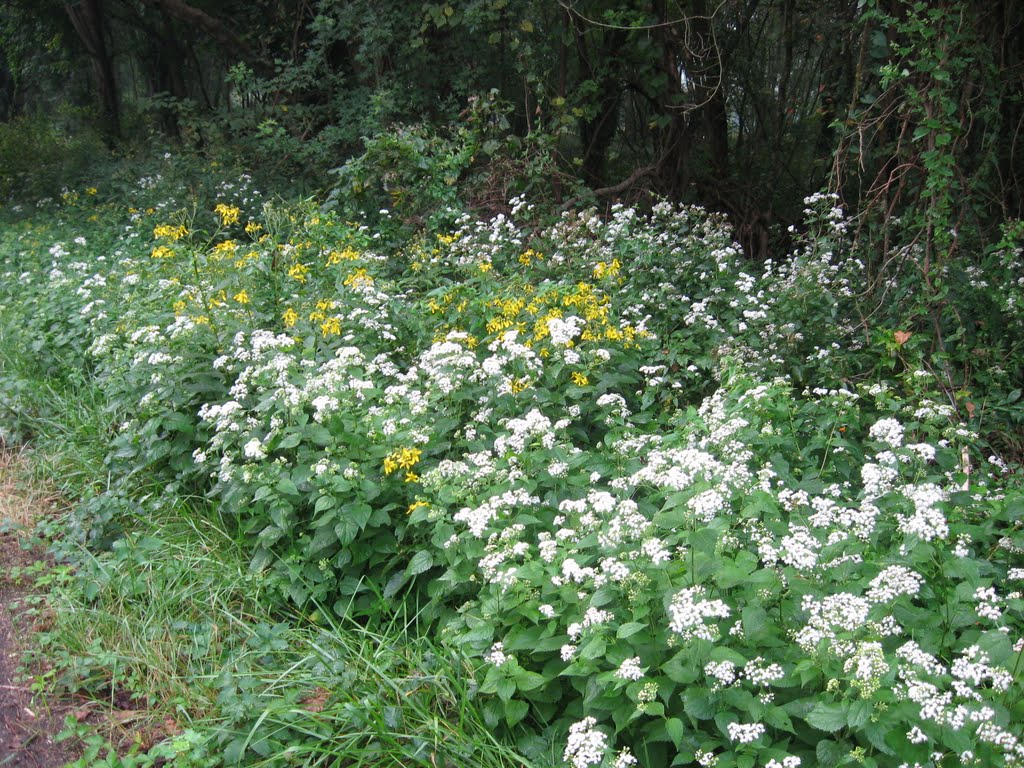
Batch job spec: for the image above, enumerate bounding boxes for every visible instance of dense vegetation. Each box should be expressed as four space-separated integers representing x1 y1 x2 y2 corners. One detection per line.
1 1 1023 767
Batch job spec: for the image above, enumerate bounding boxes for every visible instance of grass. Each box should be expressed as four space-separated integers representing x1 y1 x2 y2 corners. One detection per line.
0 196 568 765
0 302 537 767
0 445 56 534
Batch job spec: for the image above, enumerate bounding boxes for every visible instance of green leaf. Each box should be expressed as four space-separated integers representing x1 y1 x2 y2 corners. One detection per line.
763 706 795 733
406 549 433 577
683 690 716 720
505 699 529 726
815 739 850 767
617 622 646 639
513 669 546 692
275 477 299 496
496 677 516 701
314 494 336 513
306 424 334 445
579 636 607 661
665 717 684 748
847 699 872 729
805 702 847 732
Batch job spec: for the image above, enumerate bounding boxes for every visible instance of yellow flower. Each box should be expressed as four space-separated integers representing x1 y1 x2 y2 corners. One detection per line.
593 259 621 279
478 262 493 273
85 187 98 195
383 447 422 475
212 240 238 259
244 221 262 236
233 290 250 304
283 307 299 327
326 247 360 265
407 500 430 515
510 377 530 394
288 263 310 283
235 251 258 268
215 204 241 226
519 249 542 266
320 317 341 336
151 245 175 259
153 224 187 241
571 371 589 386
343 268 374 288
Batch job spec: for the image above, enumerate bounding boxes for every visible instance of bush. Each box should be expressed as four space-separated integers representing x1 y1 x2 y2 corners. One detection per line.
2 173 1023 767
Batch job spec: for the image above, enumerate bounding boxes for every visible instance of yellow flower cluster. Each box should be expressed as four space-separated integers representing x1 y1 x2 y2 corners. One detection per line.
288 263 310 283
320 317 341 336
151 245 175 259
326 247 360 265
343 268 374 288
383 447 422 482
593 258 621 279
153 224 188 241
211 240 238 260
215 204 241 226
283 308 299 327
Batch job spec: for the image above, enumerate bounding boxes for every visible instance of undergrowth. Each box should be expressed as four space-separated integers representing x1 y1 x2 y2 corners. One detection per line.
0 155 1022 768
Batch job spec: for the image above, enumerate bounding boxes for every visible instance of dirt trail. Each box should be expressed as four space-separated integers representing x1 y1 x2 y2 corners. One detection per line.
0 449 78 768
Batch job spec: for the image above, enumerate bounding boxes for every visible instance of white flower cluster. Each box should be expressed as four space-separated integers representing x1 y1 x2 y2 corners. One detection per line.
866 565 923 603
794 593 870 654
726 721 765 743
667 586 731 641
562 717 608 768
869 417 905 448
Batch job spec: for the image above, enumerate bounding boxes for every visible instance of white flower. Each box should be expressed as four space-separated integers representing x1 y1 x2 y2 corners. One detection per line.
704 659 736 688
726 722 765 743
667 586 731 641
869 417 904 447
615 657 644 681
867 565 923 603
243 438 266 460
562 717 607 768
484 641 510 666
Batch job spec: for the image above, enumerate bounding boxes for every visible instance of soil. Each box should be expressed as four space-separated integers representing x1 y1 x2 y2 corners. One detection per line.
0 451 80 768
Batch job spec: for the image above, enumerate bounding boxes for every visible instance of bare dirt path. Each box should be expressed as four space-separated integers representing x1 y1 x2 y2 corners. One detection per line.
0 449 78 768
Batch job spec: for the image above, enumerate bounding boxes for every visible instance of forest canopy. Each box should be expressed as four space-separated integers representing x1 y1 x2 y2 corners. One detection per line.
2 0 1022 258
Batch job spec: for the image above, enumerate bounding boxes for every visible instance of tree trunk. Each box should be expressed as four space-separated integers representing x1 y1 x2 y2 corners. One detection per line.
65 0 120 138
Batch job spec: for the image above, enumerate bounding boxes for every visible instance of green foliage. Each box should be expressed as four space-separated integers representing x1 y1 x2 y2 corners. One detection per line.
0 114 107 201
3 162 1024 767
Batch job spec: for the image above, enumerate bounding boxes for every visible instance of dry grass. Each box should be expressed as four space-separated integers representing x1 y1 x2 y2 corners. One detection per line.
0 443 56 535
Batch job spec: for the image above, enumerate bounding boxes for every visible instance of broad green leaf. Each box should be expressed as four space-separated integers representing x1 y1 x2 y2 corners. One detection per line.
805 702 847 732
406 549 433 576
